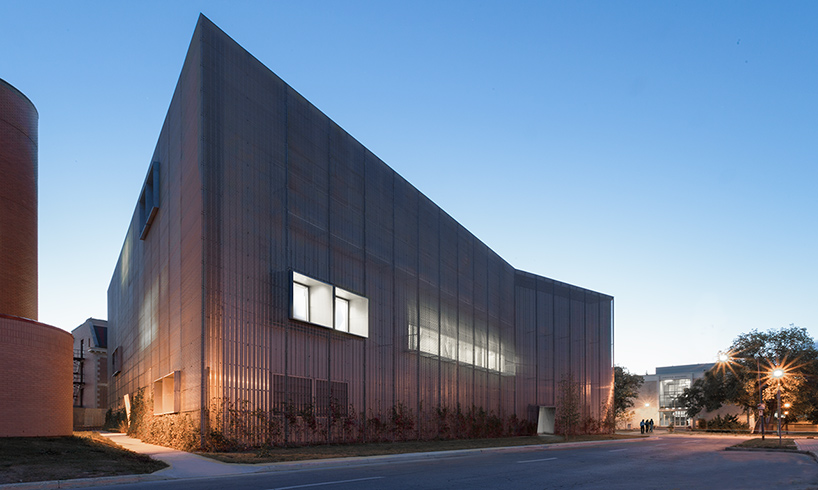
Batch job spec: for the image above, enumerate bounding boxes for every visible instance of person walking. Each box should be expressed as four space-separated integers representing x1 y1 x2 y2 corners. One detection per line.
640 419 645 434
649 419 654 433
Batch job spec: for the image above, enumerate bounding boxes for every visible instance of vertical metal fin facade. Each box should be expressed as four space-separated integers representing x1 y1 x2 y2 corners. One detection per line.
108 15 614 444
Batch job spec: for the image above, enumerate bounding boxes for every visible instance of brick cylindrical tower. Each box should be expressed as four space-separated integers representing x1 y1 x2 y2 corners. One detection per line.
0 79 71 436
0 78 38 320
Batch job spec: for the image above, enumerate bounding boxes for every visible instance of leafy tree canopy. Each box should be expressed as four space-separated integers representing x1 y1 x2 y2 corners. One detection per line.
679 325 818 423
614 366 644 419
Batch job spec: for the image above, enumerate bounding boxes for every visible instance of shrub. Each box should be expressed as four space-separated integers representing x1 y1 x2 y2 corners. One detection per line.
122 390 544 451
104 408 127 432
706 414 748 431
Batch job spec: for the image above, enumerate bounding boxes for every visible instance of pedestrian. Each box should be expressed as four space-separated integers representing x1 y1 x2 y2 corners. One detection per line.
640 419 645 434
649 419 654 433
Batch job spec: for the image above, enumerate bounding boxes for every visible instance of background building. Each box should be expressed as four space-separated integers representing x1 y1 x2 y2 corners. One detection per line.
72 318 109 428
629 364 712 429
0 78 72 437
108 16 614 445
623 363 745 430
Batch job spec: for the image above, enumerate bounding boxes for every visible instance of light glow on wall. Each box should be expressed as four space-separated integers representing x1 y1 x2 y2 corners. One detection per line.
408 322 516 375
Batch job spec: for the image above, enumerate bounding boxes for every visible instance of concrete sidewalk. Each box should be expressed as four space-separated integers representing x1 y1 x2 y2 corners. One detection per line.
99 432 261 479
795 437 818 461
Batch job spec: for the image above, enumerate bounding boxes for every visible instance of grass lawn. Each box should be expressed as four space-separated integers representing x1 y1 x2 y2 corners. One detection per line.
201 433 638 464
733 437 798 450
0 431 167 484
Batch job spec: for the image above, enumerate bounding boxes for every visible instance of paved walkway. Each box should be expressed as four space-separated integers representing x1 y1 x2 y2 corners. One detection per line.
795 437 818 460
100 432 260 479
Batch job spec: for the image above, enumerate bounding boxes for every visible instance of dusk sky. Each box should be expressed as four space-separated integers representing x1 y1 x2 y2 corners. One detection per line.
2 1 815 375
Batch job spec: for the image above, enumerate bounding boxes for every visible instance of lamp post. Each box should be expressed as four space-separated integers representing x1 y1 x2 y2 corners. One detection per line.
772 366 785 447
784 402 791 432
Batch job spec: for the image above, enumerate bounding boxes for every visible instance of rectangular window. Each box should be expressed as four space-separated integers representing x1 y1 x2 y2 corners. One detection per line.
138 161 160 240
153 371 180 415
111 347 121 376
290 271 369 337
291 272 333 328
293 282 309 322
335 297 349 332
334 286 369 338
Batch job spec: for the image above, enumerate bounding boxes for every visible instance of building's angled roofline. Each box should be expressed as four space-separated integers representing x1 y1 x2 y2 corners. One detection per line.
0 78 38 117
515 269 612 299
109 14 613 304
655 363 714 375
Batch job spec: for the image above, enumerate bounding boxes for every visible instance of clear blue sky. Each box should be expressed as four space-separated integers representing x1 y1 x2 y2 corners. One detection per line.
2 1 816 375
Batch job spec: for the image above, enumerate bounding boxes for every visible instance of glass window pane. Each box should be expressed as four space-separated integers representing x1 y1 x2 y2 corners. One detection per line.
293 282 309 321
335 296 349 332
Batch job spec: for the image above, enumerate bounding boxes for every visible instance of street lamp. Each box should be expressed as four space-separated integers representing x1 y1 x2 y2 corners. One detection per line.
772 366 786 446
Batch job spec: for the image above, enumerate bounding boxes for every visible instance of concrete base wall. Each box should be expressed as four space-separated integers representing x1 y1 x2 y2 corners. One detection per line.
73 407 107 429
0 315 73 436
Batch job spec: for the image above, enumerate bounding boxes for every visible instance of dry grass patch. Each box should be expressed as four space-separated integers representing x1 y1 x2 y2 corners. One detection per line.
0 431 167 484
733 438 797 450
202 433 637 464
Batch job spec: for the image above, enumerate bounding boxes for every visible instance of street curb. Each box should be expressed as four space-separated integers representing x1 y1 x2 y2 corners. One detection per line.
0 473 167 490
724 446 818 464
244 436 652 472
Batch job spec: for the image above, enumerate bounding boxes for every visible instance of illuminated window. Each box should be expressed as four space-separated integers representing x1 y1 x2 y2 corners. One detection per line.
334 286 368 337
153 371 180 415
293 282 309 321
290 271 368 337
335 296 349 332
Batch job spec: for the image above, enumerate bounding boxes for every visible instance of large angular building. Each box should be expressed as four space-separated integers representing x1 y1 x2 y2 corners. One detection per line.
108 16 613 445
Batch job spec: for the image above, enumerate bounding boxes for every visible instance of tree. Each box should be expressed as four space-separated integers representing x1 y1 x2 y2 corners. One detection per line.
556 373 582 439
677 369 742 419
680 325 818 424
613 366 644 421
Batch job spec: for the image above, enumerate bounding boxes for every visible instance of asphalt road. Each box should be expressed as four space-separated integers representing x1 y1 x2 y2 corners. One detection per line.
88 435 818 490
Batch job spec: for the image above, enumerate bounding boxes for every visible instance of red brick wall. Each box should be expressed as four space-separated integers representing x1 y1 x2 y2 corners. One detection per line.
0 315 73 436
0 79 38 321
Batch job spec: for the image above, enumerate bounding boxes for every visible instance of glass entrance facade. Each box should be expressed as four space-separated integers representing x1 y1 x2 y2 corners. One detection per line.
659 378 691 426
